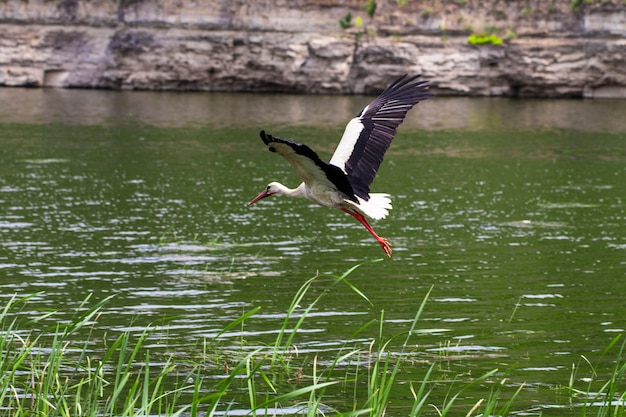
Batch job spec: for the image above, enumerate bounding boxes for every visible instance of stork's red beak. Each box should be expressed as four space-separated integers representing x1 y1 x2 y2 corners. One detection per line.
247 189 272 206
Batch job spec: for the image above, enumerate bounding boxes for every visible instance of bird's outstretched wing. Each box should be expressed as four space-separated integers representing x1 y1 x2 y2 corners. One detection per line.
329 74 431 200
259 130 358 202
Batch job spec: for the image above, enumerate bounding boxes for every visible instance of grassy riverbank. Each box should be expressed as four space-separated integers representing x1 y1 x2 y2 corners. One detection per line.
1 263 625 416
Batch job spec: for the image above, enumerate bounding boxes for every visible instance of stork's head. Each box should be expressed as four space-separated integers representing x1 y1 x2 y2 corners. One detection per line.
247 182 282 206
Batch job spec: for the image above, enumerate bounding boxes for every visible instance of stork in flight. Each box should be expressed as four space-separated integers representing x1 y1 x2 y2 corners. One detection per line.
247 74 430 257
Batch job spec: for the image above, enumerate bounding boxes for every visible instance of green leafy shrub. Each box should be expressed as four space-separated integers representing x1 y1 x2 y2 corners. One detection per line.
467 33 504 45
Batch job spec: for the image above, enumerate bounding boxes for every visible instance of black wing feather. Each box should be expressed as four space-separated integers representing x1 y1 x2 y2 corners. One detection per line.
345 74 431 200
259 130 358 203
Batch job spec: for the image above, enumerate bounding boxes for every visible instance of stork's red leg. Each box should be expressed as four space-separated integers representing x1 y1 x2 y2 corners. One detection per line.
341 209 392 257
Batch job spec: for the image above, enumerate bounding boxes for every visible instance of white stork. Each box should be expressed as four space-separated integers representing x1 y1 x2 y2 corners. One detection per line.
247 74 431 257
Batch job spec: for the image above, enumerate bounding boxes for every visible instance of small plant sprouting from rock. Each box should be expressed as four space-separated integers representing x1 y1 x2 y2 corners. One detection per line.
505 29 517 40
468 25 505 45
339 0 376 29
365 0 377 18
339 13 353 29
339 13 364 42
570 0 584 10
339 1 377 42
468 33 504 45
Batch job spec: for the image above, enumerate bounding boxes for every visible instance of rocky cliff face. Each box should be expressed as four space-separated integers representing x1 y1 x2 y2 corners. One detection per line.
0 0 624 97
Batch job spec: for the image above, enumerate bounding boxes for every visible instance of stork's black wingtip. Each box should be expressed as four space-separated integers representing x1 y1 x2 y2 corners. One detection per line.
388 74 430 93
260 130 270 145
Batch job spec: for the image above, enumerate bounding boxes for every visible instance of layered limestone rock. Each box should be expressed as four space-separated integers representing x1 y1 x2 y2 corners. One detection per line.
0 0 624 97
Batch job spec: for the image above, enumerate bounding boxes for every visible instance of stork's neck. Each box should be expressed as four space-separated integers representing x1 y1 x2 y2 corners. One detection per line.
272 182 307 198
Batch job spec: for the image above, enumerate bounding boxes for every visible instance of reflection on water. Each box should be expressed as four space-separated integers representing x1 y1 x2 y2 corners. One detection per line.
1 87 626 132
0 87 625 415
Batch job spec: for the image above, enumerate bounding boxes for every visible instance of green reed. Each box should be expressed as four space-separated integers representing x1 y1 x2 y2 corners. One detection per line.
566 334 626 417
1 263 625 416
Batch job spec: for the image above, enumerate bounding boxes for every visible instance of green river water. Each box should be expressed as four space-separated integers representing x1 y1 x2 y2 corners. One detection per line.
1 87 625 416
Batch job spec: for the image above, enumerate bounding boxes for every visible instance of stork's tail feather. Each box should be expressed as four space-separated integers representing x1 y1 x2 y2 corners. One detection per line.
352 193 392 220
